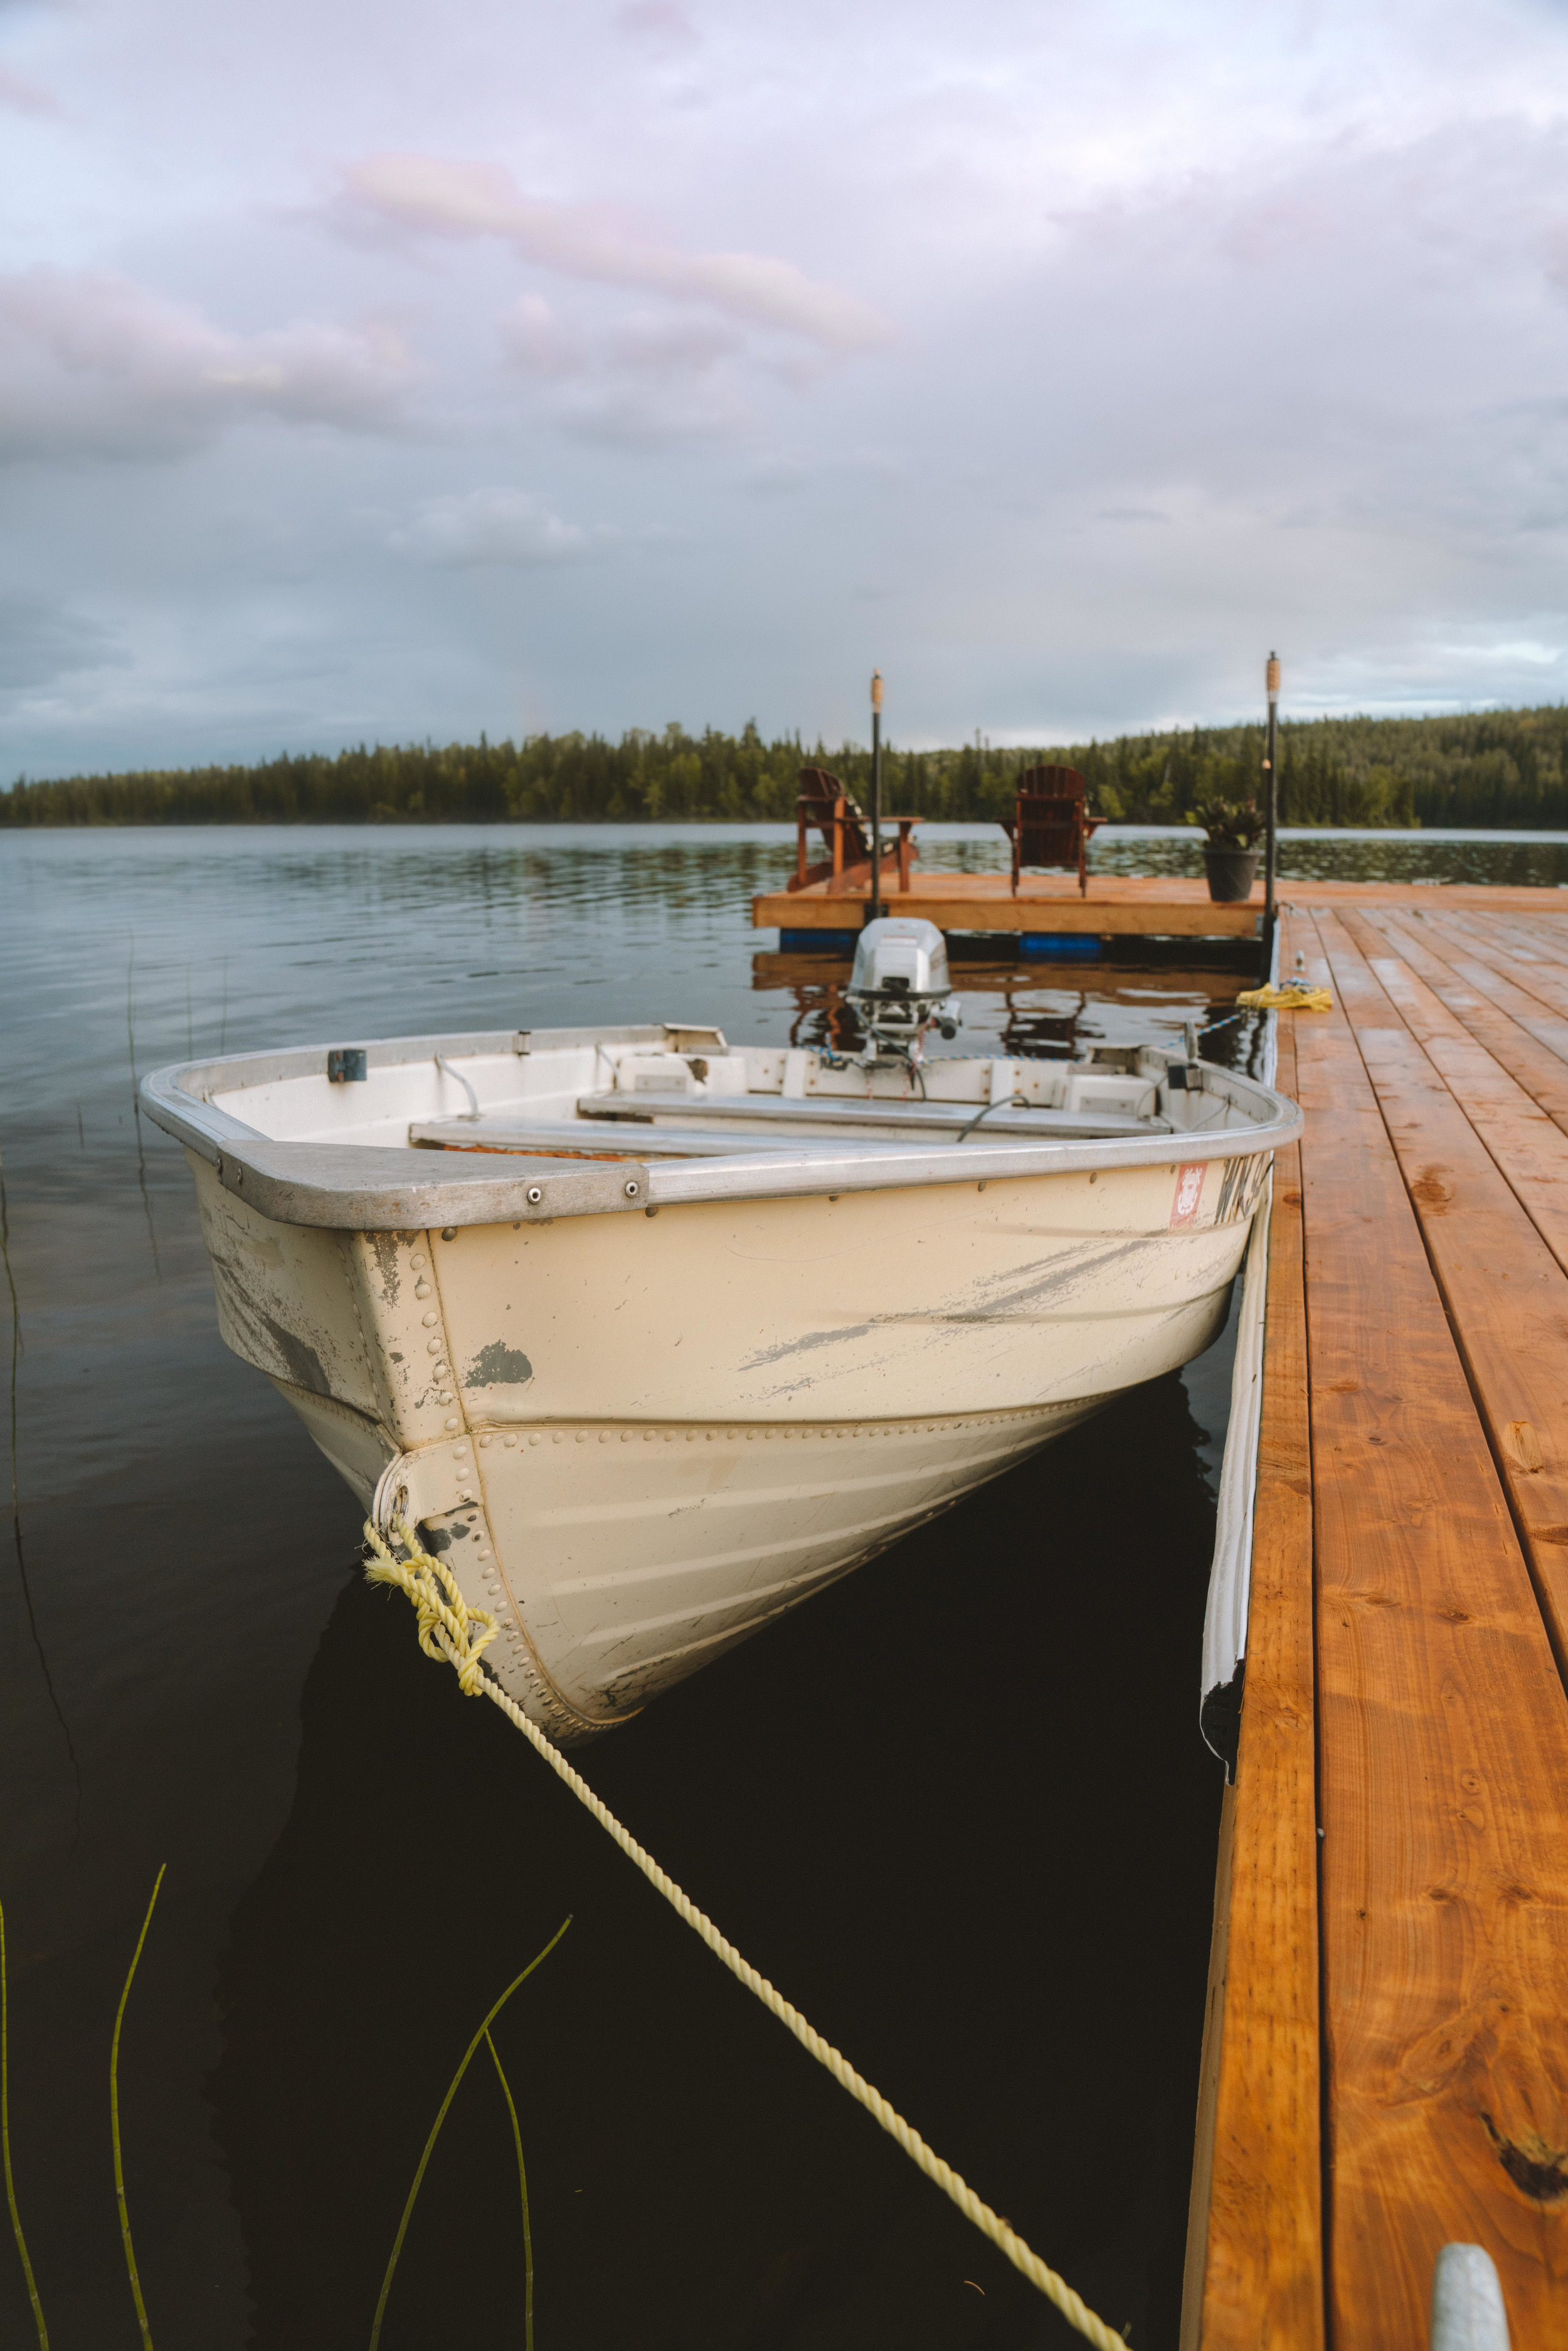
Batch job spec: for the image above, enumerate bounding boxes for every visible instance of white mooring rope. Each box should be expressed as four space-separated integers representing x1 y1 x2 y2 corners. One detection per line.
363 1514 1125 2348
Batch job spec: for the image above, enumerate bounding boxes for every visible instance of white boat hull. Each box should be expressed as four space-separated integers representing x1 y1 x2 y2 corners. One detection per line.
187 1149 1254 1736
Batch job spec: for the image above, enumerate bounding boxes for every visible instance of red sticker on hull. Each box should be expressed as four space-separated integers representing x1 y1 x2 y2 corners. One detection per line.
1171 1162 1206 1228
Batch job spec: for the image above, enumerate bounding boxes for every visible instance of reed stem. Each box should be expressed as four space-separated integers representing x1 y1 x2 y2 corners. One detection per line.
110 1865 165 2351
368 1917 569 2351
486 2029 534 2351
0 1901 48 2348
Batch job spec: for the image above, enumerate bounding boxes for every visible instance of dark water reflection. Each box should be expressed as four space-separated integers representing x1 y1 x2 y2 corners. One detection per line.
1 820 1530 2347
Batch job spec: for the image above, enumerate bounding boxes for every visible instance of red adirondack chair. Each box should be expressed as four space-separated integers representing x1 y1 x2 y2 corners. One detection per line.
790 766 921 894
1001 765 1101 896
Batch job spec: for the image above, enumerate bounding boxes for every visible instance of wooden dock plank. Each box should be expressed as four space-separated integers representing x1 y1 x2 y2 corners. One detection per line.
1189 1012 1325 2351
1292 906 1568 2348
1333 908 1568 1284
1419 907 1568 1024
1350 910 1568 1135
1311 908 1568 1684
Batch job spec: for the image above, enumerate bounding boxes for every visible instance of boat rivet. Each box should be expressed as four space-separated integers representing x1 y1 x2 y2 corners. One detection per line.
421 1311 439 1327
977 1181 987 1192
576 1432 586 1443
445 1416 460 1431
442 1226 457 1241
479 1435 492 1448
553 1433 562 1443
624 1181 639 1197
477 1547 490 1560
527 1186 543 1204
234 1167 244 1184
410 1252 426 1268
622 1431 632 1441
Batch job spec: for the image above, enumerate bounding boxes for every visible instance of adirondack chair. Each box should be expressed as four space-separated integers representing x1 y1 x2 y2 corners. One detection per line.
1002 764 1101 896
790 765 921 894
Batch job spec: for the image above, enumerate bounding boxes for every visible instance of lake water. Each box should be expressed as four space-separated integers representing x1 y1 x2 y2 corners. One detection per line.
0 821 1547 2350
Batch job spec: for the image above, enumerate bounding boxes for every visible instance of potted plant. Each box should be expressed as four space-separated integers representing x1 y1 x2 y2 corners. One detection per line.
1191 797 1264 903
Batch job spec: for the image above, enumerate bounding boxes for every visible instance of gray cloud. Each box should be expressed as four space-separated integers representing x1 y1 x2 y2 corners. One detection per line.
0 592 125 692
390 486 610 565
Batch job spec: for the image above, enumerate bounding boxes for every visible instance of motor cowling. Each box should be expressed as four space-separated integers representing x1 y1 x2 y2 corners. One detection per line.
846 918 963 1054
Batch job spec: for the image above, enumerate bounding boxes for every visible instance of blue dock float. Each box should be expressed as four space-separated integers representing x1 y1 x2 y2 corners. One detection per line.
1019 933 1104 960
778 928 862 955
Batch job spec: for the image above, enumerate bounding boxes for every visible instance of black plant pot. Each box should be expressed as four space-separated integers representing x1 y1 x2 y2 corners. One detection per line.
1203 846 1261 904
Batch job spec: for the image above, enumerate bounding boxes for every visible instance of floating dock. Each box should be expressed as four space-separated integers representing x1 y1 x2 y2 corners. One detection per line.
752 871 1568 944
1185 898 1568 2348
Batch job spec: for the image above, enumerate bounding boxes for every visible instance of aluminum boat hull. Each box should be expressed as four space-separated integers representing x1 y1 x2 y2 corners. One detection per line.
145 1022 1299 1739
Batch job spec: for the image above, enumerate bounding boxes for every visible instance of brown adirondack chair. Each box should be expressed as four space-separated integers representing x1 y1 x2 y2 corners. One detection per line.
790 765 921 894
1002 764 1101 896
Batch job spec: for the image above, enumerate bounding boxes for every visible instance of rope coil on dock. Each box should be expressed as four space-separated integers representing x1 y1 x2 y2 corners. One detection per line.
363 1514 1126 2351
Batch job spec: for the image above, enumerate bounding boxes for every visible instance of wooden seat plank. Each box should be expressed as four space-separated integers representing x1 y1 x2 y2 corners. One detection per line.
1292 908 1568 2348
1187 1007 1324 2351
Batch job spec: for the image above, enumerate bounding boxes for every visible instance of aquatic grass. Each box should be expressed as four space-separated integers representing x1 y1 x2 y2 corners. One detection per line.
110 1865 166 2351
486 2029 535 2351
1 1900 48 2348
369 1916 569 2351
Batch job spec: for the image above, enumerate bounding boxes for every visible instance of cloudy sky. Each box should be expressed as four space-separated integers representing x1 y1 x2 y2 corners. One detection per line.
3 0 1567 774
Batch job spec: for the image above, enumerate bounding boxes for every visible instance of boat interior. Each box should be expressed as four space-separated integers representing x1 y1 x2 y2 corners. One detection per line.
176 1021 1279 1167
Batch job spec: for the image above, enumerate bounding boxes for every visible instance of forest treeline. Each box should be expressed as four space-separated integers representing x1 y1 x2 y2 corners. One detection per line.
6 704 1568 829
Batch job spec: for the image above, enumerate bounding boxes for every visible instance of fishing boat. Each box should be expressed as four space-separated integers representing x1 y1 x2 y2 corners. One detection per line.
144 920 1300 1741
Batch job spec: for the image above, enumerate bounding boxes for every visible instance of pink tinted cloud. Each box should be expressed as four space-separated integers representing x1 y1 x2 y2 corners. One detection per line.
339 154 891 353
0 66 61 117
0 269 411 460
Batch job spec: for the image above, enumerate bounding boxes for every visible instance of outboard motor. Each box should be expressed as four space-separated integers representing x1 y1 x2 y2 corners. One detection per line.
847 917 963 1057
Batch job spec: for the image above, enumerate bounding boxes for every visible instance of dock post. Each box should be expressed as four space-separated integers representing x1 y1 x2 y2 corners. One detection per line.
1263 651 1280 940
869 669 884 925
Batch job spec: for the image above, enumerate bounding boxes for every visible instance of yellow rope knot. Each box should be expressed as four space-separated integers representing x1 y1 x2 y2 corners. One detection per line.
1234 982 1332 1012
363 1514 500 1697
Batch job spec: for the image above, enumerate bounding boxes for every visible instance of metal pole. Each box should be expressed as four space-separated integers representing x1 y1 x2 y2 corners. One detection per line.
1264 649 1280 927
870 669 884 925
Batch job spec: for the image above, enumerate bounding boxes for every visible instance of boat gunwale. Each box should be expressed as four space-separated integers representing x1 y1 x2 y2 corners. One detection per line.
139 1026 1303 1231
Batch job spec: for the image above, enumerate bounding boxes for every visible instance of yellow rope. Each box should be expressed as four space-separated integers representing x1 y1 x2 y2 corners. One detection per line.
363 1517 1126 2351
363 1515 501 1694
1234 982 1331 1012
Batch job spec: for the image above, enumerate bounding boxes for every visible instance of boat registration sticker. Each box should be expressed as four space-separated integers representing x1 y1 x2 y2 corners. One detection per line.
1170 1162 1207 1228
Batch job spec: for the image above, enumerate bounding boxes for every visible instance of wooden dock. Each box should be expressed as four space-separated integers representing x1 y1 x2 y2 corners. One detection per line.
752 871 1568 942
1186 898 1568 2349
